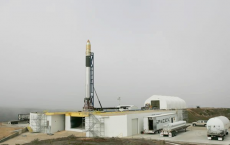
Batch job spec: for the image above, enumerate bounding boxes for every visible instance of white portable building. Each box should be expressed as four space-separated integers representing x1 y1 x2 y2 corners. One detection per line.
143 113 177 134
85 110 182 137
29 113 65 134
144 95 186 110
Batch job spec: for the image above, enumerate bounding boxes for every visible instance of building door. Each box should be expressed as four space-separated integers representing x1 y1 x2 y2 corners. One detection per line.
151 100 160 109
132 118 138 135
148 118 153 130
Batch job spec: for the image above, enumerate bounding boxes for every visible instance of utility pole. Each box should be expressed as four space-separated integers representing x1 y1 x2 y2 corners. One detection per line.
117 97 121 105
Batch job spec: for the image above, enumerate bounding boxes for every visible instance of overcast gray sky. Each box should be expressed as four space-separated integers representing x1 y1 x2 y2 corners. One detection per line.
0 0 230 110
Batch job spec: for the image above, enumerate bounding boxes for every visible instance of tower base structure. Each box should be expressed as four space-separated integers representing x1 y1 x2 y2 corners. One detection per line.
83 98 94 111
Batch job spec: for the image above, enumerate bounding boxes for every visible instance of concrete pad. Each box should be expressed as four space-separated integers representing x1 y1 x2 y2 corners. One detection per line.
126 126 230 145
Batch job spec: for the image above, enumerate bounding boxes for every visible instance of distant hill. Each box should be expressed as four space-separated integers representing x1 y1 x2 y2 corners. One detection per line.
186 108 230 123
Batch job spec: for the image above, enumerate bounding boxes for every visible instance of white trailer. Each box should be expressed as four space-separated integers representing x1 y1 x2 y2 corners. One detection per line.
142 113 176 134
207 116 229 141
160 121 190 137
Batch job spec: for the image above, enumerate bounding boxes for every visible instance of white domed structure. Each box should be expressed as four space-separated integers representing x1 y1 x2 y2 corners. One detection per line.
144 95 186 110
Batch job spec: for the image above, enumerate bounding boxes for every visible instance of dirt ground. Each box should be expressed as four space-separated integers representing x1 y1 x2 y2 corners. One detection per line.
2 131 204 145
4 135 198 145
2 131 86 145
0 123 23 140
1 124 226 145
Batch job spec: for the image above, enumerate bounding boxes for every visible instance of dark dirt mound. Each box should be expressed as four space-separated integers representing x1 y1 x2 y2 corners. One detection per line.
187 108 230 123
23 135 180 145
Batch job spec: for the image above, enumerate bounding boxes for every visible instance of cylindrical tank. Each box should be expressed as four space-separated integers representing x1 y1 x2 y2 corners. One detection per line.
30 113 42 132
163 121 186 131
207 116 230 134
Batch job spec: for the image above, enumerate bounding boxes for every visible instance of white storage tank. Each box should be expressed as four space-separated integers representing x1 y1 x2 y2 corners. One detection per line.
30 113 47 133
161 121 189 137
144 95 186 110
207 116 230 141
30 113 42 132
163 121 186 131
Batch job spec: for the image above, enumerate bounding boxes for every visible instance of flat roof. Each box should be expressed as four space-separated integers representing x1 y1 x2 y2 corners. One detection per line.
145 113 175 117
45 109 173 117
98 110 172 116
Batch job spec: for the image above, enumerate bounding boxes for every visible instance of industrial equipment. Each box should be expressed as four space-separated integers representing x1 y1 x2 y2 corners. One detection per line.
117 105 138 111
160 121 190 137
18 114 29 121
207 116 229 141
